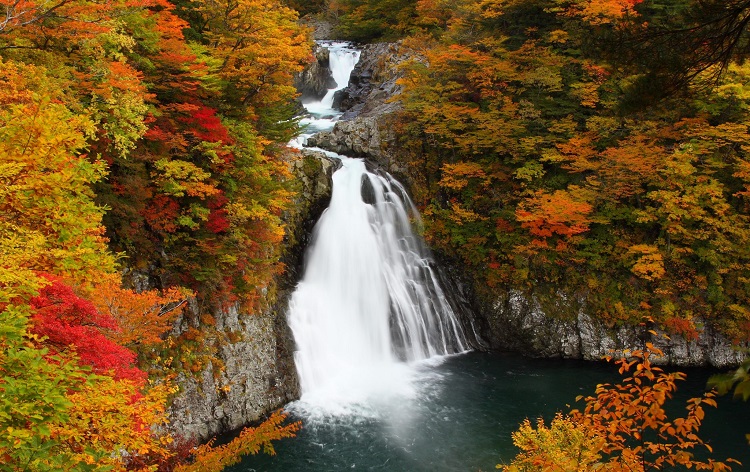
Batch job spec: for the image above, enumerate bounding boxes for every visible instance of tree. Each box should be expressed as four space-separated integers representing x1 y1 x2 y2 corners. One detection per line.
175 410 301 472
501 345 739 471
0 60 115 288
502 413 605 471
89 273 191 348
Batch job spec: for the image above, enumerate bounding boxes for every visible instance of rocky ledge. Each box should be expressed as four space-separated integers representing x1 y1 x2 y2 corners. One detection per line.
474 288 747 368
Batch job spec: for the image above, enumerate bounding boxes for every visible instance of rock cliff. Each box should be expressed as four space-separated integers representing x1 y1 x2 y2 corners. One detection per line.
476 288 746 368
167 151 336 440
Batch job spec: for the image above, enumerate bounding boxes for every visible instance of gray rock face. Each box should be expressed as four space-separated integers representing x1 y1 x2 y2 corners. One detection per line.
167 303 297 440
282 150 340 282
300 17 335 41
295 44 337 102
306 117 386 160
334 42 412 120
167 151 336 441
478 289 747 368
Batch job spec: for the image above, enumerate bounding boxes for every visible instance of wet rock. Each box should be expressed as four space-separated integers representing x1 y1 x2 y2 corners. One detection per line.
306 113 404 176
295 44 337 102
167 303 297 440
307 117 382 158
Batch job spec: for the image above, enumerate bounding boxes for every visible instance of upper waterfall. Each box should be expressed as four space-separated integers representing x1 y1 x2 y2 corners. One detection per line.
304 41 361 116
288 42 468 412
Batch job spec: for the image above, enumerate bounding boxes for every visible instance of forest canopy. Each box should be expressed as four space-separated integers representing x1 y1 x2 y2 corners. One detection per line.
0 0 309 467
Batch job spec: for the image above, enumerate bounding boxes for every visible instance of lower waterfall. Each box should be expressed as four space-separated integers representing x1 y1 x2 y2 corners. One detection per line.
288 157 468 410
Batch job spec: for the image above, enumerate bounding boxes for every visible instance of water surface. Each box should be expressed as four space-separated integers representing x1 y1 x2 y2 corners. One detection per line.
235 352 750 471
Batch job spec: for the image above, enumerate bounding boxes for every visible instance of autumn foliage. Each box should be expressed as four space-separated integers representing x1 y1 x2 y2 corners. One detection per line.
30 274 146 383
175 410 302 472
388 0 750 342
0 0 309 466
502 346 739 471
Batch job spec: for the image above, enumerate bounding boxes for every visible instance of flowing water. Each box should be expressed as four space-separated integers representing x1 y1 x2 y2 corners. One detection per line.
234 42 750 471
288 41 467 413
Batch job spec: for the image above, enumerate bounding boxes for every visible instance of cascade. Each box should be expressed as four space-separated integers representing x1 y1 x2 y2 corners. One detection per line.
289 42 468 412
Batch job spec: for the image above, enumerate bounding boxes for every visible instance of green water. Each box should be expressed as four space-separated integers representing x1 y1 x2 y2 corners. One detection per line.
233 352 750 471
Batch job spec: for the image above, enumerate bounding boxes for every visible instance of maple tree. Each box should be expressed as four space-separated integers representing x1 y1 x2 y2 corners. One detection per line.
30 274 146 382
0 68 177 470
332 0 419 41
502 413 605 471
0 60 114 288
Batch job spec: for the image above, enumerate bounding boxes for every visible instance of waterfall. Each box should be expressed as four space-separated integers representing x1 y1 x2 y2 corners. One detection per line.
303 42 361 116
288 42 468 412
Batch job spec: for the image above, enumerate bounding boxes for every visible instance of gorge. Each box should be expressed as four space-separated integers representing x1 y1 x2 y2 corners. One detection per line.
7 0 750 469
166 35 750 462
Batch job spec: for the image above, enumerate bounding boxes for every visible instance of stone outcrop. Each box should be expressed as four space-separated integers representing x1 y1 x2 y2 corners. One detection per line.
167 303 297 440
474 288 747 368
167 151 336 441
282 150 340 282
333 42 411 120
295 44 337 102
304 42 416 174
307 117 388 162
